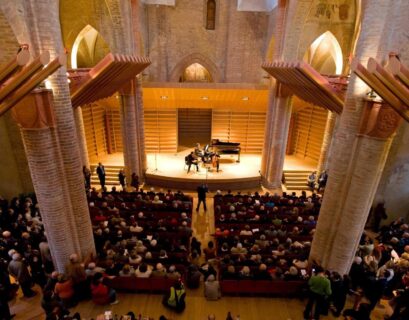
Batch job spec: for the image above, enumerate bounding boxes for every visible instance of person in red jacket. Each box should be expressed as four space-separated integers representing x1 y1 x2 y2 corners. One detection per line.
90 273 119 305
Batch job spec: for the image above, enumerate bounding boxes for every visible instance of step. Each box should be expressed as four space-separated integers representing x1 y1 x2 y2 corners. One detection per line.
284 177 308 182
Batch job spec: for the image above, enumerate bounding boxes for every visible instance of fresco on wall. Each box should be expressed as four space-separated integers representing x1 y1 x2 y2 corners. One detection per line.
310 0 354 23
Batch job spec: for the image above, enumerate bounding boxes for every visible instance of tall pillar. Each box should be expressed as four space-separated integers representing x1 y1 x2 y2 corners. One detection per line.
13 90 81 272
2 0 96 262
135 75 147 176
120 80 142 183
260 0 290 189
316 111 337 174
309 0 408 274
74 107 90 169
261 84 292 189
311 102 401 273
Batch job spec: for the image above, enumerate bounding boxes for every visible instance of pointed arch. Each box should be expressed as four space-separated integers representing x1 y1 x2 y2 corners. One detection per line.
170 53 221 82
303 31 343 75
71 24 110 69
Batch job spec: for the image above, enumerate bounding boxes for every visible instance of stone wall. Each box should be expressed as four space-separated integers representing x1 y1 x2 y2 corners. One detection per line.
145 0 270 83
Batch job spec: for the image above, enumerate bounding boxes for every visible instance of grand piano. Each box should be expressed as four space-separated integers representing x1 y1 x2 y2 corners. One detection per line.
209 139 241 162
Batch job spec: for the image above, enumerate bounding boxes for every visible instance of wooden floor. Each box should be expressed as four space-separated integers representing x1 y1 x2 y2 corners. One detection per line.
9 195 390 320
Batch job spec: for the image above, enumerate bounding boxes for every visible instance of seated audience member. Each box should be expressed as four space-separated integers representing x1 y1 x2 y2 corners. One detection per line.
41 290 65 317
254 264 272 280
135 263 152 278
54 274 75 308
65 254 88 301
239 266 253 279
85 262 105 277
203 241 217 261
222 265 238 280
119 264 135 277
204 274 221 301
186 264 201 289
151 263 167 278
284 266 300 281
167 265 182 281
90 273 119 305
162 280 186 313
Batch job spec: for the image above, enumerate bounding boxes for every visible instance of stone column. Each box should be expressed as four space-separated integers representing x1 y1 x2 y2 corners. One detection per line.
310 0 408 274
74 107 90 169
311 102 401 273
135 75 147 176
261 84 292 189
12 90 81 272
2 0 96 261
316 111 337 174
119 80 141 183
260 0 290 189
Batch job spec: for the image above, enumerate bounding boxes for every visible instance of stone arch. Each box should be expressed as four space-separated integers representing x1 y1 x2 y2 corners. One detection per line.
169 53 221 82
303 31 343 75
71 24 110 69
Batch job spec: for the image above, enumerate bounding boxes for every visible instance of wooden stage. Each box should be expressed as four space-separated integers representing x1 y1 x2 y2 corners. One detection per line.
94 152 316 191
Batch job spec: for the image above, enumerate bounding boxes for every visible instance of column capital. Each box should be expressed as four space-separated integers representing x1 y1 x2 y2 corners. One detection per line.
12 89 56 129
359 100 402 139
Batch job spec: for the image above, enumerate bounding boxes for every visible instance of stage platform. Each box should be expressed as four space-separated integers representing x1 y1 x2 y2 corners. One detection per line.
92 152 316 191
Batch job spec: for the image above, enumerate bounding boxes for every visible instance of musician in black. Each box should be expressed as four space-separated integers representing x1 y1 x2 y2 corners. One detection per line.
194 143 205 162
186 152 199 173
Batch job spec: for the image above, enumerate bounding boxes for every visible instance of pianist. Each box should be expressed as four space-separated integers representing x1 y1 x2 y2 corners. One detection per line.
186 152 199 173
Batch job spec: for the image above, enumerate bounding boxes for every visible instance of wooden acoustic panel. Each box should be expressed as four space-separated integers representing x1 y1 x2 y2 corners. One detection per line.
82 103 108 162
105 105 123 153
144 108 177 153
212 110 266 154
292 105 327 164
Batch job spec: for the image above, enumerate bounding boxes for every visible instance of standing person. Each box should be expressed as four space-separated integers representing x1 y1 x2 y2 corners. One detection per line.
372 202 387 232
96 162 106 189
130 173 139 190
317 170 328 192
83 166 91 190
0 263 14 319
8 253 36 298
196 183 208 212
118 169 126 190
303 266 332 320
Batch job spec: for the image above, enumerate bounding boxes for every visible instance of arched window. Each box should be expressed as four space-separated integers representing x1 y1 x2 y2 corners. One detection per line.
181 63 212 82
206 0 216 30
71 25 110 69
303 31 343 75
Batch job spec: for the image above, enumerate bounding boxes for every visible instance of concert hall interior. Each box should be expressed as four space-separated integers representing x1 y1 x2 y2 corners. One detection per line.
1 1 409 320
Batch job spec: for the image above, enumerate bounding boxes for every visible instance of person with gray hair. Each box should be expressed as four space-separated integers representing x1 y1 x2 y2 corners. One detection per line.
8 253 36 297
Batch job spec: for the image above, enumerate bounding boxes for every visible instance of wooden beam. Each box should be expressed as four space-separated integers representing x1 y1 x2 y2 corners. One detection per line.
351 59 409 122
0 54 66 117
0 49 30 84
367 57 409 106
388 56 409 89
0 51 50 102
